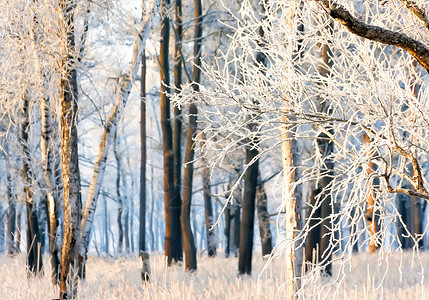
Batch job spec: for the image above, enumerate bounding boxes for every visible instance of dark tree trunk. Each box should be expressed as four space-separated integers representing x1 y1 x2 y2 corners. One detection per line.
233 203 241 256
238 146 259 275
173 0 183 251
411 196 423 249
200 133 216 257
317 133 334 276
180 0 203 271
22 96 43 276
160 0 182 265
224 206 231 258
150 141 155 252
140 50 147 256
256 182 272 257
305 187 321 266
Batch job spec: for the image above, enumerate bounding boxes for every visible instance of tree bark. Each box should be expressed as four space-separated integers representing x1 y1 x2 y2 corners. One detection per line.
159 0 182 264
114 132 124 254
224 205 231 258
180 0 203 271
238 144 258 275
305 186 321 264
103 196 109 254
317 133 334 276
140 48 147 256
58 1 82 297
21 96 43 276
363 133 380 254
256 182 272 257
173 0 183 245
199 132 216 257
319 1 429 72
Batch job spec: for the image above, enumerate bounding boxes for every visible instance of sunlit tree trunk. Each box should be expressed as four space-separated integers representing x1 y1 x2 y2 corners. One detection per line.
363 133 379 254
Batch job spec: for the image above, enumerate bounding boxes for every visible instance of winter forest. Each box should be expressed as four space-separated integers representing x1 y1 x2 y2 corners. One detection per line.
1 0 429 299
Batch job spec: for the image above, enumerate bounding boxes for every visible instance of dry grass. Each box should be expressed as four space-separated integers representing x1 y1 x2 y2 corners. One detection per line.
0 250 428 299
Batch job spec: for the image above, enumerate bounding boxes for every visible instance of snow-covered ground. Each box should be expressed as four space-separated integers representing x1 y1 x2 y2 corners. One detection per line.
0 250 428 299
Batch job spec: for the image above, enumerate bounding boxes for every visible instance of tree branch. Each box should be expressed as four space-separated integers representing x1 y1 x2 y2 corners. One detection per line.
399 0 429 32
319 1 429 72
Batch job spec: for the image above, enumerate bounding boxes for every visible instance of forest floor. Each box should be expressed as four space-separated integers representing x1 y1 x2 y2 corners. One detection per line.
0 249 428 299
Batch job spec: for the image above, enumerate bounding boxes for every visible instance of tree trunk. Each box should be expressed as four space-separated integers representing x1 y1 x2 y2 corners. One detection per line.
140 46 150 280
150 140 155 252
124 209 130 253
140 47 147 260
38 196 48 254
363 133 380 254
256 182 272 257
16 204 22 253
180 0 203 271
173 0 183 252
232 202 241 256
224 206 231 258
159 0 182 265
21 96 43 276
281 112 299 297
0 209 5 253
199 132 216 257
58 1 82 297
114 132 124 254
238 144 259 275
7 172 16 255
317 133 334 276
103 196 109 254
305 186 321 265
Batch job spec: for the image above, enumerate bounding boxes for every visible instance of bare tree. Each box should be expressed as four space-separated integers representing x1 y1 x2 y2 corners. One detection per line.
181 0 203 271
